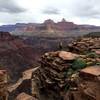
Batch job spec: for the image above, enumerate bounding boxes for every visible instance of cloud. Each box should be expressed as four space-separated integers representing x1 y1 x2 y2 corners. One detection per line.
0 0 100 25
42 7 60 14
0 0 26 13
67 0 100 18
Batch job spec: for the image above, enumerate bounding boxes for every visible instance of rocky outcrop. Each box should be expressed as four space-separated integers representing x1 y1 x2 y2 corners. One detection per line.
68 37 100 54
64 66 100 100
30 37 100 100
8 67 39 100
31 49 100 100
0 70 8 100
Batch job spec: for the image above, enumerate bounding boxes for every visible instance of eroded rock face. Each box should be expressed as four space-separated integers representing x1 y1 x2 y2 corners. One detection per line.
8 67 39 100
14 19 78 32
31 51 86 100
13 19 100 34
14 19 78 33
68 37 100 54
0 31 13 41
0 32 37 82
0 70 8 100
64 66 100 100
1 19 100 34
31 47 100 100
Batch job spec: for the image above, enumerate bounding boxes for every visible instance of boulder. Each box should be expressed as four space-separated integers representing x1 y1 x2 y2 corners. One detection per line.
15 92 37 100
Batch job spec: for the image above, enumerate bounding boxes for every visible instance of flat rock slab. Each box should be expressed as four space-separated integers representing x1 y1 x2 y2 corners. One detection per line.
80 66 100 77
15 92 37 100
58 51 78 60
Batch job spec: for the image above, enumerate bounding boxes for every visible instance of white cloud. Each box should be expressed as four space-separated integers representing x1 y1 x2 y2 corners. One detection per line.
0 0 100 25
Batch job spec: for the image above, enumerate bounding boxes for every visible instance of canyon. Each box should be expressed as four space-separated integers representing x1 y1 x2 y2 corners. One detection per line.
0 19 100 100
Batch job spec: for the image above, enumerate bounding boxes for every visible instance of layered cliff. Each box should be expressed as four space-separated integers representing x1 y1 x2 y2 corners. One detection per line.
1 19 100 37
0 32 37 82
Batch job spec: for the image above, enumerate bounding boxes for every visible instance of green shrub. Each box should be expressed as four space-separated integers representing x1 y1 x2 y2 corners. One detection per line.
86 52 98 58
72 58 87 70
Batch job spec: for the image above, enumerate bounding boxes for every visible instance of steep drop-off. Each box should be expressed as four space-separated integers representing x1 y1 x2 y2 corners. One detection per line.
0 32 37 82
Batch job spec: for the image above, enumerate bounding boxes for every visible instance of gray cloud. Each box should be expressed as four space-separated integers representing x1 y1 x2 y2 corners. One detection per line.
42 7 60 14
68 0 100 18
1 0 100 25
0 0 26 13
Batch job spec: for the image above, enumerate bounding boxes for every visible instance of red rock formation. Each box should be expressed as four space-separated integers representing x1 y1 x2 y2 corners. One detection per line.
44 19 55 32
0 32 37 82
14 18 79 33
1 19 100 33
56 18 78 31
0 31 13 41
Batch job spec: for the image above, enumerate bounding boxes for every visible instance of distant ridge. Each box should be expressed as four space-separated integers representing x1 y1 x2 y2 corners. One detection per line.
0 18 100 32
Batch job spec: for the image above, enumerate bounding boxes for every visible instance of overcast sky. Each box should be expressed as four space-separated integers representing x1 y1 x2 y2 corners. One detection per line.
0 0 100 25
